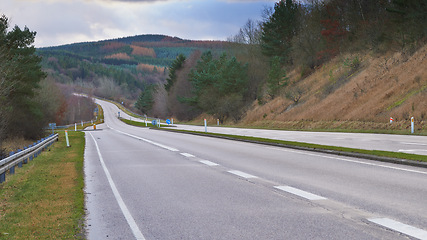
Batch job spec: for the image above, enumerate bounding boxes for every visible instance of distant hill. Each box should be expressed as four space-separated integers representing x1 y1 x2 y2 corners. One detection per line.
36 34 231 101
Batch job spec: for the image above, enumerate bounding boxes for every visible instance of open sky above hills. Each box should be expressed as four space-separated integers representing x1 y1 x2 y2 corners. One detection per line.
2 0 276 48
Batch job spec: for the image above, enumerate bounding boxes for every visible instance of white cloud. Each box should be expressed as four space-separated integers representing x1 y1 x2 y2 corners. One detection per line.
1 0 274 47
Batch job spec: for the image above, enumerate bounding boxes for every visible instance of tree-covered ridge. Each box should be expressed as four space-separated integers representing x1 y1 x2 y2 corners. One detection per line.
37 34 232 103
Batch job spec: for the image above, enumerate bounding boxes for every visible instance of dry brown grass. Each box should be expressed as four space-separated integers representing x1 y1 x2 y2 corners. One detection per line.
130 45 156 58
104 52 132 60
242 44 427 131
2 137 33 152
137 63 165 73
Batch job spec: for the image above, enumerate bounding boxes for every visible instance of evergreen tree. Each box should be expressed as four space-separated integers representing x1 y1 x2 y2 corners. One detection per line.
261 0 300 64
0 15 46 140
267 56 288 98
165 54 186 91
135 84 156 114
186 51 249 122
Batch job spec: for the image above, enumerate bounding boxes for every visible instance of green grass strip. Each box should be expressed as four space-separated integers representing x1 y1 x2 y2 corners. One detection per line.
0 131 86 239
119 118 149 127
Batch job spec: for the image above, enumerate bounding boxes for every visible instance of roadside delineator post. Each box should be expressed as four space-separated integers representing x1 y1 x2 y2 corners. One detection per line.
411 117 414 133
75 123 77 131
390 117 394 124
204 119 207 133
65 130 70 147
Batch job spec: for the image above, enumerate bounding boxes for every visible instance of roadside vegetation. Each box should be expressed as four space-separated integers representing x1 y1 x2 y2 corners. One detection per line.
0 131 86 239
0 14 98 158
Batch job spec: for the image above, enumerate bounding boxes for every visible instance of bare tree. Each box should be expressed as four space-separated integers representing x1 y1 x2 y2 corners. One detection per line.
228 19 262 45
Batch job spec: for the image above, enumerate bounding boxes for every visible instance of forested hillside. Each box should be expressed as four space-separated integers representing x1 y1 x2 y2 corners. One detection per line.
146 0 427 129
37 35 233 104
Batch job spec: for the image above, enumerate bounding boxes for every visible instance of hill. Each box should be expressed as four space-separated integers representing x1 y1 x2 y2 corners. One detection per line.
36 34 232 102
240 45 427 132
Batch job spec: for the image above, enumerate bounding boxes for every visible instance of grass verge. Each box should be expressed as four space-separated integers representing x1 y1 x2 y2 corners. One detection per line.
0 131 86 239
119 118 149 127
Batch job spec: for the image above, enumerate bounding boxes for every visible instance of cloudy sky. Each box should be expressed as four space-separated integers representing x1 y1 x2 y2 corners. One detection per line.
1 0 276 48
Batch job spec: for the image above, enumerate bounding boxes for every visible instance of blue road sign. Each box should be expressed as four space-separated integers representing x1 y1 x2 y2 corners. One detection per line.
151 120 157 126
166 119 171 125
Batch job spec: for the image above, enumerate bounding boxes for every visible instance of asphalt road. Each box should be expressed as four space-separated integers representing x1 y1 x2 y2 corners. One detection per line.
85 99 427 239
110 100 427 156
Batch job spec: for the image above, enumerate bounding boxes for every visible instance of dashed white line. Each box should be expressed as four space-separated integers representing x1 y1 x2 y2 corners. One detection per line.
108 125 179 152
228 170 258 179
89 133 146 240
368 218 427 240
274 186 327 201
180 153 195 158
199 160 219 166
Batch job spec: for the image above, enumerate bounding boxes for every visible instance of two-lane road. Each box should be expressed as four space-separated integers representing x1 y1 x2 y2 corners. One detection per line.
85 99 427 239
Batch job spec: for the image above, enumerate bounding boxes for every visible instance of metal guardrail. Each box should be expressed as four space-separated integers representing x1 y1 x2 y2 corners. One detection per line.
0 133 59 183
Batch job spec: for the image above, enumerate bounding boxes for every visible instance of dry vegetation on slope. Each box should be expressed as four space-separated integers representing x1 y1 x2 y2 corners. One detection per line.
241 45 427 132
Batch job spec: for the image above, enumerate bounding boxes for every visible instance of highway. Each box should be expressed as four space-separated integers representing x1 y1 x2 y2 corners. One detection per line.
85 99 427 239
113 102 427 156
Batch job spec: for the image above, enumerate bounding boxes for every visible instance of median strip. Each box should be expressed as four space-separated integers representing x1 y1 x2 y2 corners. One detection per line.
151 127 427 168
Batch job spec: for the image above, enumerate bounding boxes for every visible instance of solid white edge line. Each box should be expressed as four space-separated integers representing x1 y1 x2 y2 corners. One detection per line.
89 133 146 240
228 170 258 179
274 186 327 201
266 147 427 175
199 160 219 166
401 142 427 146
368 218 427 240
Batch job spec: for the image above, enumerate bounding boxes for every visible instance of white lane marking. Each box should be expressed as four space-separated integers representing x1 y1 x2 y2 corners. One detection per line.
89 133 146 240
398 149 427 152
368 218 427 240
228 170 258 179
274 186 327 201
199 160 219 166
180 153 195 158
109 125 179 152
402 142 427 146
267 147 427 176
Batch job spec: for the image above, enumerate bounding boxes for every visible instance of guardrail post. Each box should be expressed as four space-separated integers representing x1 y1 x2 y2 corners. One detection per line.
0 172 5 183
18 161 23 168
9 166 15 174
